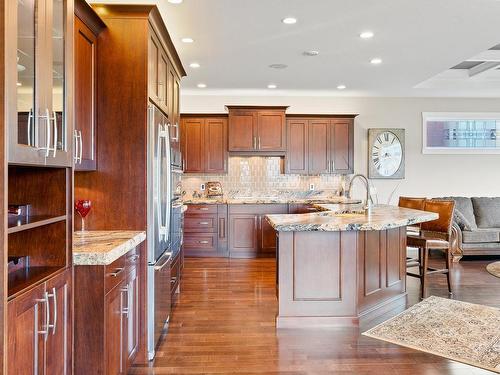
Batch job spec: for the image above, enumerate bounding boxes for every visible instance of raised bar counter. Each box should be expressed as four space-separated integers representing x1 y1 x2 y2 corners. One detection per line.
266 204 438 328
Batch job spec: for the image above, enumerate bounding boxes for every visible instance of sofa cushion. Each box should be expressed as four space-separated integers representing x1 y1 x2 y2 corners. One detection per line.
471 197 500 228
454 210 474 231
440 197 477 230
462 229 500 243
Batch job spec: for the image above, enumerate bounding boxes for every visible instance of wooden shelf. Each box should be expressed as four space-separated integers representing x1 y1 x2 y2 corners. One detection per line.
8 266 65 300
8 215 67 234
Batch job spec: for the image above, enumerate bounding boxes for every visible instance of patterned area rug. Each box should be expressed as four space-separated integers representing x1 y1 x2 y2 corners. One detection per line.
487 262 500 278
363 296 500 373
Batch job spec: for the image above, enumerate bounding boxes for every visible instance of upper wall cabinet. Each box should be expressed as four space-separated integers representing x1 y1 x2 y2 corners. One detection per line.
6 0 74 166
286 116 356 175
148 26 182 168
227 106 287 153
74 1 106 171
181 115 228 174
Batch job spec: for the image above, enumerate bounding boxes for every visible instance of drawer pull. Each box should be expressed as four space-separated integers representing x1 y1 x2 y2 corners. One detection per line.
199 207 209 211
128 254 140 261
199 221 209 225
199 240 209 244
109 268 124 277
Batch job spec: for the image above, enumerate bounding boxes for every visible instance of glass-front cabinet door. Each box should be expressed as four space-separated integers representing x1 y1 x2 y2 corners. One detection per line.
45 0 72 166
8 0 73 166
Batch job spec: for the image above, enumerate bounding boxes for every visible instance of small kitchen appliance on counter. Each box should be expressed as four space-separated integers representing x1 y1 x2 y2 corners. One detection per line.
206 181 223 197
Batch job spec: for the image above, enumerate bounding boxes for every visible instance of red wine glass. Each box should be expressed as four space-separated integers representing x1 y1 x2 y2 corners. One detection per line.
75 199 91 232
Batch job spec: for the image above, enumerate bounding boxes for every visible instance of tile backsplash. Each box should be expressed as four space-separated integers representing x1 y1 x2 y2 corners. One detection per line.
181 157 347 197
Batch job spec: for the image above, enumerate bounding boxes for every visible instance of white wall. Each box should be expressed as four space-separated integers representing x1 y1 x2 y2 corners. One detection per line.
181 95 500 204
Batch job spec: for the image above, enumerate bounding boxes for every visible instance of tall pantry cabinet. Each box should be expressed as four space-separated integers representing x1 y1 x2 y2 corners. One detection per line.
3 0 75 373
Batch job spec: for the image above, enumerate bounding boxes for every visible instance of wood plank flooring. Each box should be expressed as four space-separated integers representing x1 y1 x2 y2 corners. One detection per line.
131 254 500 374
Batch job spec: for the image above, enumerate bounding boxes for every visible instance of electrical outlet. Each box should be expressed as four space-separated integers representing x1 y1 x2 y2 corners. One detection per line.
309 183 315 191
200 183 206 191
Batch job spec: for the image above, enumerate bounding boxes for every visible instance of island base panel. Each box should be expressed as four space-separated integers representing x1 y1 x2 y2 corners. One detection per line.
277 227 407 328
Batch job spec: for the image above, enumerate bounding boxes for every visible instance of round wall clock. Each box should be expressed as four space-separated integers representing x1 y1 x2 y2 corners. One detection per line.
368 128 405 179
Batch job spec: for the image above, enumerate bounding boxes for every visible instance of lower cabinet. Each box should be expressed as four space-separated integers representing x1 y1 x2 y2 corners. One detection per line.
74 246 140 375
228 204 288 258
183 204 228 257
104 266 139 374
7 268 72 375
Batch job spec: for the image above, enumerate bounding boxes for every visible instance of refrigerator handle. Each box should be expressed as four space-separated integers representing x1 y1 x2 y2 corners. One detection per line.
164 121 172 243
156 123 164 242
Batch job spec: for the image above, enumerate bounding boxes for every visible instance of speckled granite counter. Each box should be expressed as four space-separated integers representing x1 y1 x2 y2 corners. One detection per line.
266 204 438 232
183 197 361 205
73 231 146 265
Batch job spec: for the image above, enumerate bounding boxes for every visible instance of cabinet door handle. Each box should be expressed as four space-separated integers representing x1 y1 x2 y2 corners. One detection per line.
120 285 129 317
158 81 164 102
128 254 140 262
199 240 209 244
199 221 209 225
78 130 83 163
258 137 261 150
35 292 50 341
51 111 58 157
47 287 57 335
109 268 125 277
73 130 79 163
253 136 257 149
219 218 225 238
27 108 33 146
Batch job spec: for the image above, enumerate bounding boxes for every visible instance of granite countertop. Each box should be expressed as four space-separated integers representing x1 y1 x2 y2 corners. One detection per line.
266 204 439 232
73 230 146 266
183 196 361 205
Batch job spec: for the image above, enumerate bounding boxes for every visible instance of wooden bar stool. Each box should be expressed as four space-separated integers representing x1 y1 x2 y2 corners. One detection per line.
406 199 455 299
398 197 426 235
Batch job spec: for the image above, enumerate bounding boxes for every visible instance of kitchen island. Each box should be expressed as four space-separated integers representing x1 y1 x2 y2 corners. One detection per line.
266 204 438 328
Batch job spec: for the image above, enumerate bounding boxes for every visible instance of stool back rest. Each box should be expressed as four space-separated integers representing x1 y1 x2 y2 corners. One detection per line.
421 199 455 239
398 196 426 210
398 197 427 229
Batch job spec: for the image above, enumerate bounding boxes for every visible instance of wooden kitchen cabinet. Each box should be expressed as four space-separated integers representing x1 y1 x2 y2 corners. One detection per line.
74 3 106 171
181 116 228 174
227 106 287 153
286 119 309 174
6 0 74 166
74 247 140 375
228 204 288 258
308 119 330 174
286 116 356 175
8 269 72 375
184 204 229 257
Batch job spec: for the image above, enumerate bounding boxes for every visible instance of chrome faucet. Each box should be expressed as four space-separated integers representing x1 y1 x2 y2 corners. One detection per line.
346 174 373 214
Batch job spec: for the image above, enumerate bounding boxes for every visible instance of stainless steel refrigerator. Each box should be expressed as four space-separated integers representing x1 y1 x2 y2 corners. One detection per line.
146 104 173 360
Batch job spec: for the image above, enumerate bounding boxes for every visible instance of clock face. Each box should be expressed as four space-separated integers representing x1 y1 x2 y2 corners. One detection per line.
371 131 403 177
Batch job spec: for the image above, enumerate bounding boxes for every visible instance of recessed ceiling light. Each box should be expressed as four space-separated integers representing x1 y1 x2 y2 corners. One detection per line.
360 31 374 39
181 37 194 43
303 50 319 56
168 0 183 3
189 62 200 68
197 83 207 88
282 17 297 24
267 84 277 89
269 63 288 69
337 84 346 90
370 57 382 64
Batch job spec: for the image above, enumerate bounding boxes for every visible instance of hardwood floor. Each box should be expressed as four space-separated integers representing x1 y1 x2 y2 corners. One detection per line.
131 254 500 374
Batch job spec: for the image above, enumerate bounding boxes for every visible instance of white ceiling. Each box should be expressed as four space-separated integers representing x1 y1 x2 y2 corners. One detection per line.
92 0 500 97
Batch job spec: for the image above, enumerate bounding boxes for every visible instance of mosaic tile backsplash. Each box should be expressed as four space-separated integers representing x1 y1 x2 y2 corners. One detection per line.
181 157 347 198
